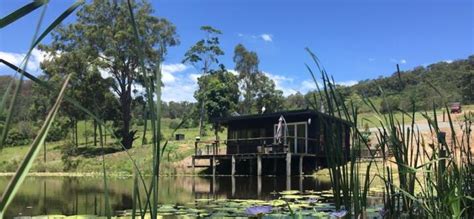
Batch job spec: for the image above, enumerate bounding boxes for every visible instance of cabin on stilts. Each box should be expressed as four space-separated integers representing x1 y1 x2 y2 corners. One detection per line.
191 109 351 176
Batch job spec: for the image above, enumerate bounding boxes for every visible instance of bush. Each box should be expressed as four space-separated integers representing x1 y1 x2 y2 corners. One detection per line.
61 140 80 171
46 116 71 141
4 128 31 146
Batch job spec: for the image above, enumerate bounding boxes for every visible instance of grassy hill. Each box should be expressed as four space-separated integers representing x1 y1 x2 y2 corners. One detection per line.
348 55 473 113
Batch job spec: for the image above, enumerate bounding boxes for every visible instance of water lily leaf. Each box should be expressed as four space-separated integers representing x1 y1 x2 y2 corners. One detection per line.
279 190 300 195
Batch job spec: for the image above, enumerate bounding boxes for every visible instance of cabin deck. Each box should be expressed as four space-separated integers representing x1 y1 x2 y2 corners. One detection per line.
191 141 325 176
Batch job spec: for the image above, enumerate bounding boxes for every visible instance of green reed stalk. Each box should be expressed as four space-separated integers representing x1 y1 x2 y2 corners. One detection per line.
0 74 71 218
305 48 375 217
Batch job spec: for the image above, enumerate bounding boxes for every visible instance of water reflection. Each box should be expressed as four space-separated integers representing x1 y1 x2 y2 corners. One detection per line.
0 175 331 217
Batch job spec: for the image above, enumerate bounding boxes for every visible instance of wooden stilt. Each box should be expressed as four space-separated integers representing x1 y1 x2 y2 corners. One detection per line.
192 157 195 175
231 155 236 176
231 175 236 197
299 155 303 176
257 176 262 198
299 176 303 192
286 176 291 191
257 155 262 176
286 153 292 177
211 157 216 176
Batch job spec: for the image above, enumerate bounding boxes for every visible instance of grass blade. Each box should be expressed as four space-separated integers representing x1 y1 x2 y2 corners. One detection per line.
0 0 47 29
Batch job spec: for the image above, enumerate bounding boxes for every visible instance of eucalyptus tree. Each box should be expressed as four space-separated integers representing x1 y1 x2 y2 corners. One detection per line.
183 25 224 136
39 0 179 149
233 44 259 114
233 44 284 114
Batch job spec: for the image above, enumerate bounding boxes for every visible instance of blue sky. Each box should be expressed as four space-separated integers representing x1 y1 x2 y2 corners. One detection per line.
1 0 473 101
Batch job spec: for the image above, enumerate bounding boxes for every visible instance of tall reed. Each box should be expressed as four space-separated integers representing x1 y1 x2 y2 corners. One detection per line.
305 48 473 218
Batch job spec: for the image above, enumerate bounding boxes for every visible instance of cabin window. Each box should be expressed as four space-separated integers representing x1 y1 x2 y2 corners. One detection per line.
228 128 265 140
274 122 307 153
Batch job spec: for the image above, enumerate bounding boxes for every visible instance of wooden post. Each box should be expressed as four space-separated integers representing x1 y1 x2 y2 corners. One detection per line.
231 175 236 197
299 176 303 192
286 153 292 177
231 155 236 176
211 157 216 176
257 175 262 198
194 141 198 155
192 157 195 175
257 155 262 176
286 176 291 191
299 156 304 176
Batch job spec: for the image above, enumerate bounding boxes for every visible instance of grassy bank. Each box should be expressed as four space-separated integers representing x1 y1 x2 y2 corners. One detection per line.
0 118 225 176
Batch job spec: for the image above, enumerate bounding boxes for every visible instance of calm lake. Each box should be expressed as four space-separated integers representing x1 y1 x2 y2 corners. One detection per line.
0 175 334 217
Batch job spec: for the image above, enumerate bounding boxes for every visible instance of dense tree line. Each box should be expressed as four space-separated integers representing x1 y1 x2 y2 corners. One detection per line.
351 56 474 112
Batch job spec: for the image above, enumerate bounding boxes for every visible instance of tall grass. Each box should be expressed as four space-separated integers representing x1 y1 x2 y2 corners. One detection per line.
305 48 473 218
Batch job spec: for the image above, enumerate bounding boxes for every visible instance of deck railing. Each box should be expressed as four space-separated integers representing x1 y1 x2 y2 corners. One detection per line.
194 137 323 156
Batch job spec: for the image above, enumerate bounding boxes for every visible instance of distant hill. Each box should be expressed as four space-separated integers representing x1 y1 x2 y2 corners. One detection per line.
348 55 474 112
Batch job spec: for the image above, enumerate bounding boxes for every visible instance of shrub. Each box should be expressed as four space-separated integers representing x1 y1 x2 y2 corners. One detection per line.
4 128 30 146
46 116 71 141
61 140 80 171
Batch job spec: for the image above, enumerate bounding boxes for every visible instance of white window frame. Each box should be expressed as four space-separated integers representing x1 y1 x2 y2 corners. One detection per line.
274 121 308 153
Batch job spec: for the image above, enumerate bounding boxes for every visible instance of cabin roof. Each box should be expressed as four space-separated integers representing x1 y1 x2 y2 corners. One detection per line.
217 109 352 126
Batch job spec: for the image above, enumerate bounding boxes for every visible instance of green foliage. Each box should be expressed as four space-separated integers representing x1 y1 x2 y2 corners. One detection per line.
60 140 80 171
182 25 224 72
284 92 307 110
233 44 285 114
253 72 284 113
195 68 240 123
4 128 31 146
45 116 71 141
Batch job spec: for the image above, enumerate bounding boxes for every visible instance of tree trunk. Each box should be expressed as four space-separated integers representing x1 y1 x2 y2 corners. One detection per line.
120 83 135 149
198 101 205 137
75 120 78 148
94 120 97 146
142 107 147 145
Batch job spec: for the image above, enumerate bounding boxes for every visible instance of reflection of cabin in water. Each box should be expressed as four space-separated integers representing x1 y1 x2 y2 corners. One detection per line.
191 109 351 176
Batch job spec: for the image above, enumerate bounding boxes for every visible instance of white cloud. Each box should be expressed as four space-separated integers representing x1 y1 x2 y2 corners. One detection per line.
161 63 188 84
189 73 200 83
228 69 239 76
337 80 358 87
443 60 453 64
238 33 274 43
390 58 407 64
0 49 47 74
263 71 296 96
260 34 273 42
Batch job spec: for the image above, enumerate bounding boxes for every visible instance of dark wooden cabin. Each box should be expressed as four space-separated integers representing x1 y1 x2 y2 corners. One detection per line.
191 109 351 176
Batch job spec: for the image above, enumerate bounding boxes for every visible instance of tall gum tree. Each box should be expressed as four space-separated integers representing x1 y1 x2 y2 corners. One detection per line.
39 0 178 149
182 26 224 137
